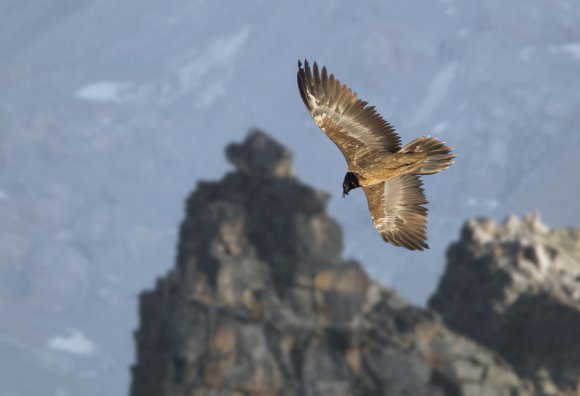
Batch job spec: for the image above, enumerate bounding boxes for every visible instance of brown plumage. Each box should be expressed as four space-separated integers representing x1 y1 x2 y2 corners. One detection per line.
297 60 455 250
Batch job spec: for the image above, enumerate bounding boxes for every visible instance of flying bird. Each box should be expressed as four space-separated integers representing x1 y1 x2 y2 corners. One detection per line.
297 60 455 250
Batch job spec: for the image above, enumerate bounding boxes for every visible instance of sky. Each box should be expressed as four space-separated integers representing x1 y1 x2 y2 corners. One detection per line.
1 0 579 395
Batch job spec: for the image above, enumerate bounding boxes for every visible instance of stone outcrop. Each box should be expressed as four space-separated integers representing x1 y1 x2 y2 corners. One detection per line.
430 215 580 395
130 130 532 396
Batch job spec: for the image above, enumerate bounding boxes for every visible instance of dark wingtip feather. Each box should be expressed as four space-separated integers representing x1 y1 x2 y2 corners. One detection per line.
312 62 321 89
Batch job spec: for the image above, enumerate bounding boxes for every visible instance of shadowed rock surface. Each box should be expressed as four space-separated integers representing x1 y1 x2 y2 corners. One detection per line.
430 215 580 395
130 130 532 396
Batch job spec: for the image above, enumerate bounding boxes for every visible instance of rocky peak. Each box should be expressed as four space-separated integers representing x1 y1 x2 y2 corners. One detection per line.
430 215 580 394
130 131 532 396
180 131 345 318
225 129 294 178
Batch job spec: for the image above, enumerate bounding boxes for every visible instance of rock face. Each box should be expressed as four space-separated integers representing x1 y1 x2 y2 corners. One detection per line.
430 215 580 395
130 130 531 396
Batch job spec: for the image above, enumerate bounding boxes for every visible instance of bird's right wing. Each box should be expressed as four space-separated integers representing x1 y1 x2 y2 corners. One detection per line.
297 60 401 167
362 175 429 250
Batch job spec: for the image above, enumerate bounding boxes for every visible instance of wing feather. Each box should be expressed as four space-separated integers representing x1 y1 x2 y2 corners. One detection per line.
298 59 401 166
362 175 429 251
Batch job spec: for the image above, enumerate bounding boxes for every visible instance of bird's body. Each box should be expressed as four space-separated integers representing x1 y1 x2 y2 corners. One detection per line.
348 150 426 186
297 60 455 251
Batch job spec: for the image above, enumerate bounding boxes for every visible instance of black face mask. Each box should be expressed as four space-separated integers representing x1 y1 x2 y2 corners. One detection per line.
342 172 360 197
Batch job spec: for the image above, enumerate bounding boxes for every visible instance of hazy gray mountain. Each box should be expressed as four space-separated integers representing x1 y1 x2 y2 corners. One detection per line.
1 1 579 395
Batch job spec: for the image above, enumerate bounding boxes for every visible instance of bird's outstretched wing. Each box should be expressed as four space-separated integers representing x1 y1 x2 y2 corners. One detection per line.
362 175 429 250
297 59 401 167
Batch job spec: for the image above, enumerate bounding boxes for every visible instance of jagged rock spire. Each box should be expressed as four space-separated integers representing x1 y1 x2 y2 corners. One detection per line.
130 131 532 396
226 129 293 177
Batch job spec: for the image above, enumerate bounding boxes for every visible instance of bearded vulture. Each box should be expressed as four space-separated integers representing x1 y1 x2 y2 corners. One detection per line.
297 60 455 250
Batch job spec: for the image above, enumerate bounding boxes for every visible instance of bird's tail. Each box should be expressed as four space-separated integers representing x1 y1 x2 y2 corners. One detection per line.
401 136 455 175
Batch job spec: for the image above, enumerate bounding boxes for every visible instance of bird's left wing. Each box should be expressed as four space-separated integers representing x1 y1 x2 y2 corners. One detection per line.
297 60 401 167
362 175 429 250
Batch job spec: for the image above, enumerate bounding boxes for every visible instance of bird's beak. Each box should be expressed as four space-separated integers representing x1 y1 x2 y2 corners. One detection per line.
342 192 347 198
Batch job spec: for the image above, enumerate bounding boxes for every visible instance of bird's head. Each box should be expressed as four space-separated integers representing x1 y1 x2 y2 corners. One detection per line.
342 172 360 198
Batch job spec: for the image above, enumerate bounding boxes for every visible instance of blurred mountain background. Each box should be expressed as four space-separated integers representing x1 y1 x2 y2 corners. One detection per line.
1 1 579 395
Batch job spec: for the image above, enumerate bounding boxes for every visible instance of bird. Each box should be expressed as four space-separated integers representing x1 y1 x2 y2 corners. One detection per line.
297 60 455 250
